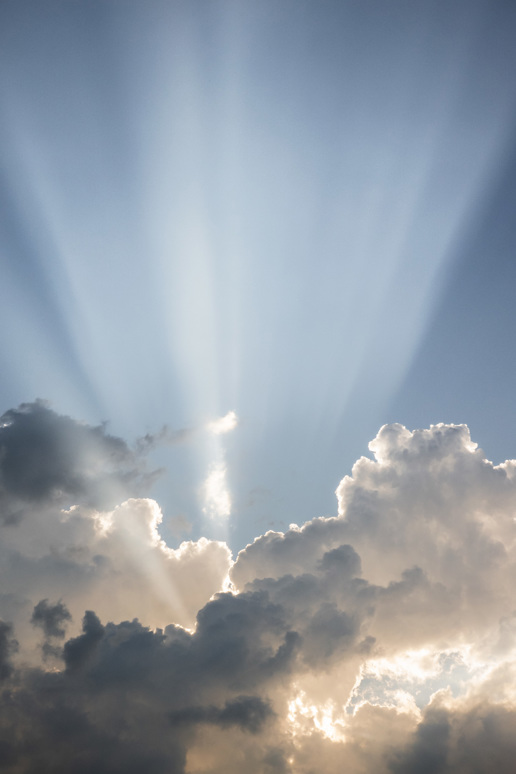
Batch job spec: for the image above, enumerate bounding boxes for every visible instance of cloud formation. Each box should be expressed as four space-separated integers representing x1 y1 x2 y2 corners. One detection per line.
0 402 232 659
207 411 239 436
1 409 516 772
0 400 161 525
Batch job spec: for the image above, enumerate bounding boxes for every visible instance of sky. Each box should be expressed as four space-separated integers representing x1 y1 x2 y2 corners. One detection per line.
1 1 516 771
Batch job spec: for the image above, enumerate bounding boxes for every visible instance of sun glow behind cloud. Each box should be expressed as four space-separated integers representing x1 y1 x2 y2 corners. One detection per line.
288 688 347 742
207 410 238 436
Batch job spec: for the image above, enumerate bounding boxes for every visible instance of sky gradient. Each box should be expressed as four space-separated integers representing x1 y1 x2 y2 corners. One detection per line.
1 1 516 772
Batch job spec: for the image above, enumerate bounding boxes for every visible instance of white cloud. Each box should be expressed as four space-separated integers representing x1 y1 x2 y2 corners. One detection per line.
202 411 238 520
202 460 232 519
207 410 238 436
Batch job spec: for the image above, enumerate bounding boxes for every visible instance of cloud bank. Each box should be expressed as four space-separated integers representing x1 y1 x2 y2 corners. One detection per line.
0 404 515 772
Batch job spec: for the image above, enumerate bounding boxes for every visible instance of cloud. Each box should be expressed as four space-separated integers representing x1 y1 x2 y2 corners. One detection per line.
202 461 232 519
202 411 238 519
0 621 17 682
31 599 72 639
389 699 516 774
0 400 158 517
168 695 274 734
207 411 238 436
0 597 291 772
31 598 72 661
1 414 516 771
0 403 232 660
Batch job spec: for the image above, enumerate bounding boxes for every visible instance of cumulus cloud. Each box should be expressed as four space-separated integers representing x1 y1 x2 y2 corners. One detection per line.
0 402 232 660
1 413 516 772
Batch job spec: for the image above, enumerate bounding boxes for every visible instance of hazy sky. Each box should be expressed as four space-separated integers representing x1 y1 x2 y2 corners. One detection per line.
1 1 516 772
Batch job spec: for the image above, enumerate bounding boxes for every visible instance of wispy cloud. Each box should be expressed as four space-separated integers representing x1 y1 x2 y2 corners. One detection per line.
202 460 232 519
202 411 238 520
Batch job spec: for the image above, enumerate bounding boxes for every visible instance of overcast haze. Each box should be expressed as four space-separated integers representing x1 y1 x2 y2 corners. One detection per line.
2 1 516 772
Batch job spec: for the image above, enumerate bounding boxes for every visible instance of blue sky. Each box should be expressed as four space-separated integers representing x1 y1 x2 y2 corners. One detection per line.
2 0 516 551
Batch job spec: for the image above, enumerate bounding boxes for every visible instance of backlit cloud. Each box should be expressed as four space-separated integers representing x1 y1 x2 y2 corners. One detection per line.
1 407 516 771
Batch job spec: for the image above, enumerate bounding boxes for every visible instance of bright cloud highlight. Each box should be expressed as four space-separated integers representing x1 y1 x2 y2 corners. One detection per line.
207 410 239 435
202 460 232 519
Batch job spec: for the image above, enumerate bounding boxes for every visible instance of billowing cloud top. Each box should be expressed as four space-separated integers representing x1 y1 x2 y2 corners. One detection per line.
1 405 516 772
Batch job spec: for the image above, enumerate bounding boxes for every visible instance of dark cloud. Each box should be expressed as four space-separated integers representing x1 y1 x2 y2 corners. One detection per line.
31 599 72 639
64 611 105 672
32 599 72 662
390 702 516 774
168 695 274 734
390 708 450 774
302 603 357 665
319 544 362 577
0 400 159 518
0 669 179 774
0 561 366 771
0 620 17 682
0 599 286 773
